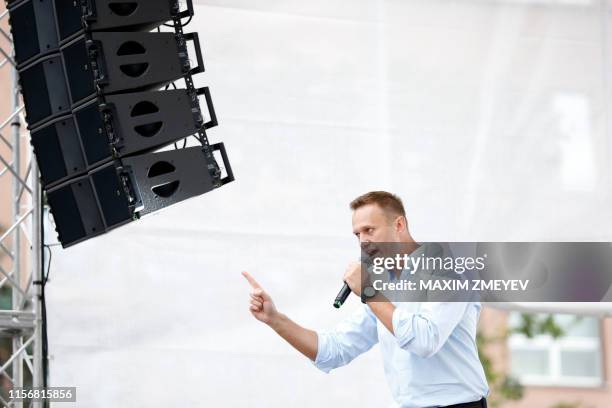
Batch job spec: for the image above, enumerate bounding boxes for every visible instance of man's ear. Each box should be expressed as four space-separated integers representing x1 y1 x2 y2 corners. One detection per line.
395 215 407 234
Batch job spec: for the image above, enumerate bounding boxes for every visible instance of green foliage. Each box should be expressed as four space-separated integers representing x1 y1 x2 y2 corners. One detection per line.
478 312 574 407
477 330 523 407
512 313 565 339
0 286 11 310
549 402 583 408
499 377 523 400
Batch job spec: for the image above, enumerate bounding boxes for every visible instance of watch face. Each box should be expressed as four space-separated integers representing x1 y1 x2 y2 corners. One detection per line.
364 286 376 297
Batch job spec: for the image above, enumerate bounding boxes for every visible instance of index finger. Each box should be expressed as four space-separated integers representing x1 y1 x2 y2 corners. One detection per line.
241 271 262 289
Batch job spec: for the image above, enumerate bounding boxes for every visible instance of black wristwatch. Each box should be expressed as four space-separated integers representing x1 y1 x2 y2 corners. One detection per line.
361 286 377 303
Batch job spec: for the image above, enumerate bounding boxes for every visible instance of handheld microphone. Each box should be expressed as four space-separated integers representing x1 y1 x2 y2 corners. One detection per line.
333 281 351 309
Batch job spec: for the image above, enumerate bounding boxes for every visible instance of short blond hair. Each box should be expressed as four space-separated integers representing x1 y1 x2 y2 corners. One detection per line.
349 191 406 219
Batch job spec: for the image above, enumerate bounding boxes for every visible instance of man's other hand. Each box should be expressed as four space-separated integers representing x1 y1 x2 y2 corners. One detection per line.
242 271 279 325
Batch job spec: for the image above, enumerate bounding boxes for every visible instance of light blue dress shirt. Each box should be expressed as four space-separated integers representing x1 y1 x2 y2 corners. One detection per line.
313 246 489 407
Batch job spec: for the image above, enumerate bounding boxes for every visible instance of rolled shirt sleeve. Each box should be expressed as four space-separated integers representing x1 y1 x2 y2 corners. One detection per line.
392 302 469 358
313 304 379 373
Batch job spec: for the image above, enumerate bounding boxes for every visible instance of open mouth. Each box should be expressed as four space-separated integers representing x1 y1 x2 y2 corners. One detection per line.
364 246 380 257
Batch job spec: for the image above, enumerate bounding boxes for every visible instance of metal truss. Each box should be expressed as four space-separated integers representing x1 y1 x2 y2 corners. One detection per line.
0 7 45 408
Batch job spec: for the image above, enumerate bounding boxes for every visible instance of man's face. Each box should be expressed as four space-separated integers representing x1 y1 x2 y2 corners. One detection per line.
352 204 403 256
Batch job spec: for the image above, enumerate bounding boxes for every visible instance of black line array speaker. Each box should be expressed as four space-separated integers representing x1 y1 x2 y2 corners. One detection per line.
7 0 235 248
30 87 218 189
46 143 231 246
62 31 204 106
8 0 59 67
19 30 204 128
55 0 183 44
10 0 189 67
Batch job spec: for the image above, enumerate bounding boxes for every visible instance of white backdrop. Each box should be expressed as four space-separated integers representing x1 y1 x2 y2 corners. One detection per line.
47 0 612 406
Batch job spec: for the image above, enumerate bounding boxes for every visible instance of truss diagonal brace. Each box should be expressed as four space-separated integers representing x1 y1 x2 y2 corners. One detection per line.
0 153 32 194
0 208 33 245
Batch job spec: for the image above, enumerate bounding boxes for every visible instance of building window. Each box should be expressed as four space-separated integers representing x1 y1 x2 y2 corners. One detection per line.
508 313 603 387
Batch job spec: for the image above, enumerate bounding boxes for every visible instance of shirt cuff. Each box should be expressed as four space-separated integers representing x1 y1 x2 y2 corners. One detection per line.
392 308 416 348
311 331 334 374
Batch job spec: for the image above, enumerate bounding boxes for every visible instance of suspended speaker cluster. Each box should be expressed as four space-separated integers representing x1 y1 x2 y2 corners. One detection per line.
7 0 234 247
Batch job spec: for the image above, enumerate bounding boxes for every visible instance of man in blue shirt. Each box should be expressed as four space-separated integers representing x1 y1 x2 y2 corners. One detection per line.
243 191 489 407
